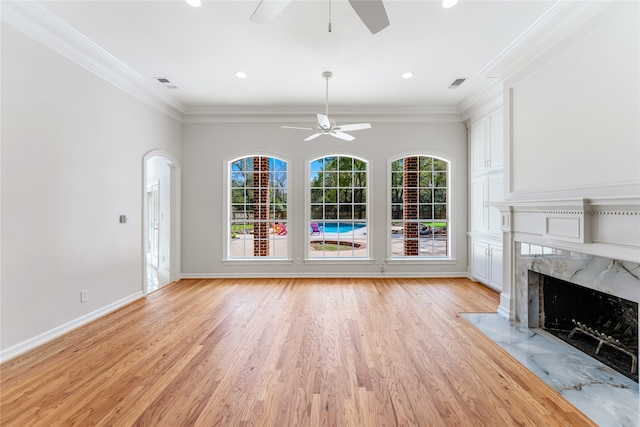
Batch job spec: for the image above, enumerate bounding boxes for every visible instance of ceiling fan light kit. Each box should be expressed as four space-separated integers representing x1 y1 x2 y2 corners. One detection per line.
281 71 372 142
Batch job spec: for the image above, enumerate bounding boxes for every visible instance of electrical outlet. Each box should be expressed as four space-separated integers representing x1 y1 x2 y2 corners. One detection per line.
296 257 301 265
80 289 88 302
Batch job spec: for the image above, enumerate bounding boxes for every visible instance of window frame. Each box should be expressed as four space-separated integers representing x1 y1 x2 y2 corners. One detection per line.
386 151 456 264
305 153 372 263
223 153 292 263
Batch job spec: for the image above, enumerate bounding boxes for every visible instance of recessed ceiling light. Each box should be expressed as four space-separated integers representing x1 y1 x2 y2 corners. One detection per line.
442 0 459 8
185 0 202 7
235 71 247 79
402 72 414 79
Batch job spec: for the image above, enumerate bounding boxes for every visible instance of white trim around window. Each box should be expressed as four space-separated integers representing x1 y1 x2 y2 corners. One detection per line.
305 152 372 261
386 150 456 263
223 152 292 261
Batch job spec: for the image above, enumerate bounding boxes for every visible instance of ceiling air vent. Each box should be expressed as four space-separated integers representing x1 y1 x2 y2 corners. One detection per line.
448 78 467 89
155 77 178 90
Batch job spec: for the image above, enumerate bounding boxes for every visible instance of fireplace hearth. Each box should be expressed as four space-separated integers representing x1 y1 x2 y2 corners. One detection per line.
539 274 638 381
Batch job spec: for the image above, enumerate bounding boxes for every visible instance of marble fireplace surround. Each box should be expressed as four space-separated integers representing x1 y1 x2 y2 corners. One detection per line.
514 243 639 331
493 196 640 325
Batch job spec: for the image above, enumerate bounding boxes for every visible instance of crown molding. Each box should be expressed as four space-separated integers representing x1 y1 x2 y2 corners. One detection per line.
459 1 630 122
457 79 503 123
481 0 626 84
1 1 186 121
12 0 615 125
183 105 463 124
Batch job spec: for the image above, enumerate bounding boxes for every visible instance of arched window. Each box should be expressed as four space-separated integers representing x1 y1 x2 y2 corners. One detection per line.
309 155 368 258
390 155 449 258
228 156 288 259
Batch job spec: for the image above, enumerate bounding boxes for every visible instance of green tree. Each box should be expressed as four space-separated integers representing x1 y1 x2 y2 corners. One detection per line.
310 156 367 219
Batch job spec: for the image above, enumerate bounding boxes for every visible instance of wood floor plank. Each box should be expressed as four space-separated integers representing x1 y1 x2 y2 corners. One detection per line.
1 278 596 426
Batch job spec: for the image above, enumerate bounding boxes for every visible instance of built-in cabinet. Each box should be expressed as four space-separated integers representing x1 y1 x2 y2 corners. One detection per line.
471 109 504 174
471 240 503 291
468 108 504 292
470 173 503 234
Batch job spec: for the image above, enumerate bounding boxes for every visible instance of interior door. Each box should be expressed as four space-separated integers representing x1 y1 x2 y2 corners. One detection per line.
147 182 160 268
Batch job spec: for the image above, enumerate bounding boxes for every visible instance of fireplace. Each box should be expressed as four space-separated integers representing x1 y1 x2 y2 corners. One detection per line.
534 272 638 381
512 241 640 380
490 197 640 423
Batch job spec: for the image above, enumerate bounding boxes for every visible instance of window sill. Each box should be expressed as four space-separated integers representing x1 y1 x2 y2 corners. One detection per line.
223 259 293 266
303 258 375 265
385 258 458 265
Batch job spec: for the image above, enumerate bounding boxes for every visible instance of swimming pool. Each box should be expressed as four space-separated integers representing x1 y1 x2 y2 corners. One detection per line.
313 222 366 233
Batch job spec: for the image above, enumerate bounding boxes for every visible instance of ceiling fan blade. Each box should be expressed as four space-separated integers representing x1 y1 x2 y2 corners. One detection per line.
281 126 314 130
348 0 390 34
317 113 331 129
304 132 324 141
336 123 372 132
250 0 293 23
330 131 356 142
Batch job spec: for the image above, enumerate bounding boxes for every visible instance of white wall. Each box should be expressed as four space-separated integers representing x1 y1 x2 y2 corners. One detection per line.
508 2 639 198
181 120 468 277
0 25 182 354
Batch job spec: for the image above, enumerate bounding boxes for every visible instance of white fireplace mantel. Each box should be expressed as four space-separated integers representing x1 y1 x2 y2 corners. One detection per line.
491 196 640 320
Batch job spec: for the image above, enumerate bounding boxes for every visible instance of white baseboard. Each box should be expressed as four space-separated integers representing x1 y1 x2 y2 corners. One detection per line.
0 291 143 363
180 272 468 279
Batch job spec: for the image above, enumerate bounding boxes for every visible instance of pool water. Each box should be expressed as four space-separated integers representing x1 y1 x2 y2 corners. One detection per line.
313 222 366 233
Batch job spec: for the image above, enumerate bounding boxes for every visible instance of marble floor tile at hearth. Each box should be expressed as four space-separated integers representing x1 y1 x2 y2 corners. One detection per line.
462 313 639 427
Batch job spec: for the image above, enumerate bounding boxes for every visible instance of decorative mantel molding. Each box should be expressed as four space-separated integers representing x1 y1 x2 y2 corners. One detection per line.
492 196 640 261
493 196 640 321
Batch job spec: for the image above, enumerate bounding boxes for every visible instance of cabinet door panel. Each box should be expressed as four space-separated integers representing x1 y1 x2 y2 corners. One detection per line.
489 110 504 170
471 241 489 282
487 174 503 234
472 119 487 174
471 177 486 232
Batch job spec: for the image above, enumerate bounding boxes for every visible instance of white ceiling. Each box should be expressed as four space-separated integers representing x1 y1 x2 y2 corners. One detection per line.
37 0 555 112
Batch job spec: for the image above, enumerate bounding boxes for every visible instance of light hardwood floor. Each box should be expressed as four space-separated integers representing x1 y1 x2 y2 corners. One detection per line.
1 278 595 426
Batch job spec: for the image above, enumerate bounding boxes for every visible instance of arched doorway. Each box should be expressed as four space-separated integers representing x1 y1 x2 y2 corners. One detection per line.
143 151 181 294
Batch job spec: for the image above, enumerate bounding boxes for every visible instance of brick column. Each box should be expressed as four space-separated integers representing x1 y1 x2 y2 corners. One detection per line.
403 157 419 256
254 156 270 257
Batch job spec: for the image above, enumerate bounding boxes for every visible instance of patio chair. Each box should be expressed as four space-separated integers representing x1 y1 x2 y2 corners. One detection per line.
420 225 433 236
310 222 322 235
275 223 287 235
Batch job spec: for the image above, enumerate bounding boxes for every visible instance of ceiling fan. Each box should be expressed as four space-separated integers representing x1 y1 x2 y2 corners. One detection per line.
250 0 390 34
281 71 371 142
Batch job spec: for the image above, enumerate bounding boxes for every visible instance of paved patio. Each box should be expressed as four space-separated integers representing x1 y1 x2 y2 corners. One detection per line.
230 227 447 258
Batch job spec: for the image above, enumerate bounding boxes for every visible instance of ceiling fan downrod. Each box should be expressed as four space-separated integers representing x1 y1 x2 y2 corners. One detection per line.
322 71 332 120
